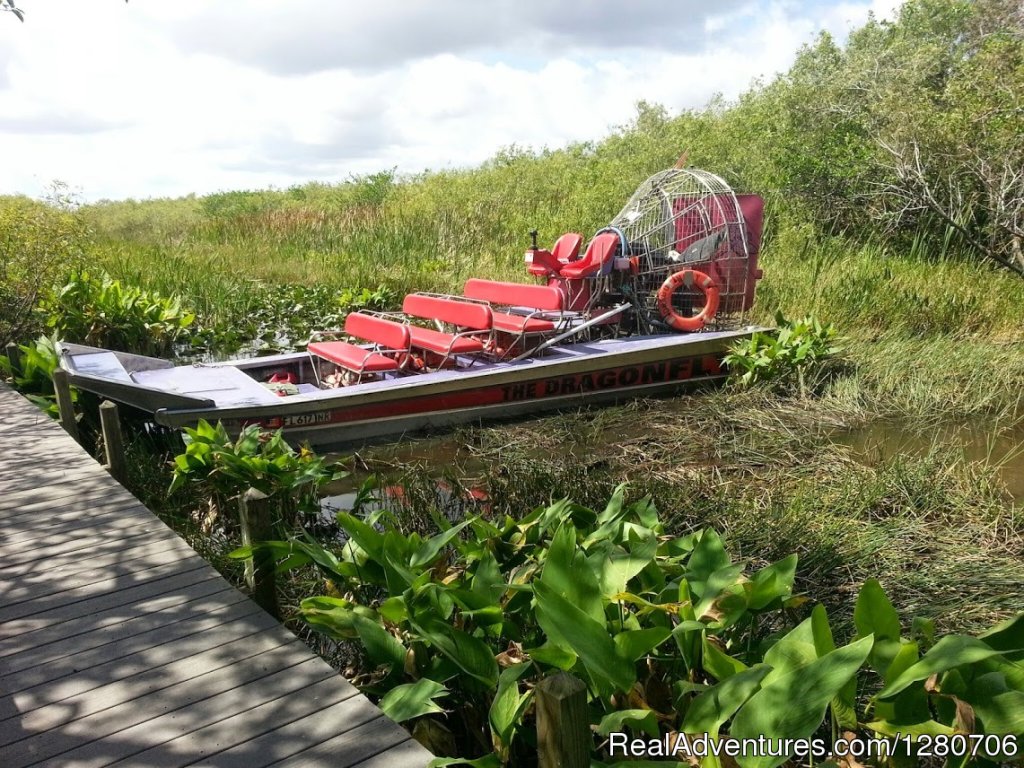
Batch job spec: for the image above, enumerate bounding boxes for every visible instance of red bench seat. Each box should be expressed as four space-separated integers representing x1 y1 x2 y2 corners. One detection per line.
308 312 410 375
307 341 401 372
463 279 563 335
408 326 485 355
402 293 492 358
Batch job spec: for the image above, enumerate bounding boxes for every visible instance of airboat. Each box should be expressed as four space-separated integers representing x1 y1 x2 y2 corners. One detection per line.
57 168 766 449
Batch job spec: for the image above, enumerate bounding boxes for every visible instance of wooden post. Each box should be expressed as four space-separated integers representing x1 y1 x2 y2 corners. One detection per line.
239 488 280 618
99 400 127 485
5 342 21 375
51 368 80 443
536 672 589 768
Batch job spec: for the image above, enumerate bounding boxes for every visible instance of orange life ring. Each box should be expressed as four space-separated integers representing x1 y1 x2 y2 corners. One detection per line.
655 269 720 332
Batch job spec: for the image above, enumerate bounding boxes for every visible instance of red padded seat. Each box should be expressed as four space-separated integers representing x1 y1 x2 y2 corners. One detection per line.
463 279 562 335
491 314 555 333
551 232 583 264
307 341 400 372
308 312 410 374
408 326 485 355
402 293 492 357
558 232 619 278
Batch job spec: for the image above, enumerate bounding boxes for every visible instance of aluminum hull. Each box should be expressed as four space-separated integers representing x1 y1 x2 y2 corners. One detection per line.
58 329 757 449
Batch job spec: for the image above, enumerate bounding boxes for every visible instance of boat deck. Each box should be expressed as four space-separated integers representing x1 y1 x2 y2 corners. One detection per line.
0 383 430 767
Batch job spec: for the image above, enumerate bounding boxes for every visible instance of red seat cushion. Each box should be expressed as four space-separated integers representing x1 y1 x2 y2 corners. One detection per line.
402 294 492 330
559 232 619 278
408 326 485 355
463 279 564 310
491 311 556 334
344 312 410 350
308 341 400 372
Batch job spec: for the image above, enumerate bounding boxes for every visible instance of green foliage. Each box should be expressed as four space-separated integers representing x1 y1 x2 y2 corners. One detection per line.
724 312 842 393
168 420 346 528
240 487 1023 766
0 191 88 347
0 334 66 416
42 271 195 356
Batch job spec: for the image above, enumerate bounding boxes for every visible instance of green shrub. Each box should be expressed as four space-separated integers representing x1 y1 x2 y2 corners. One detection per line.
239 485 1023 767
0 193 88 347
0 334 65 416
724 312 843 394
42 271 195 356
168 420 346 530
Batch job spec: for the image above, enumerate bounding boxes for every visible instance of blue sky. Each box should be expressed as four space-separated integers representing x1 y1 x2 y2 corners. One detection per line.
0 0 901 201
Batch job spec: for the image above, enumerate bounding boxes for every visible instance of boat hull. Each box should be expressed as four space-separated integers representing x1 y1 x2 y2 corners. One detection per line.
59 329 757 449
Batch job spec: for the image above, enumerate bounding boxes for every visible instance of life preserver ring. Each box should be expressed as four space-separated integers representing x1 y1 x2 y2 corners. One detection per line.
655 269 719 332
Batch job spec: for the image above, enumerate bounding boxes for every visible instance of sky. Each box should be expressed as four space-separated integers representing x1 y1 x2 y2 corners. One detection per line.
0 0 902 202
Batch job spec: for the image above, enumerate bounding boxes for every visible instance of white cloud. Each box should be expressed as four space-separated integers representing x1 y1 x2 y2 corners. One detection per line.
0 0 904 201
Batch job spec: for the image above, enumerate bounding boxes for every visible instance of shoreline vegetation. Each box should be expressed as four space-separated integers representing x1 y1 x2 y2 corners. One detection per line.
2 1 1022 764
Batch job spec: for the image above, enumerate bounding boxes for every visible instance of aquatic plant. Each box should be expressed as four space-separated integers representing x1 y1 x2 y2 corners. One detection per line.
168 419 346 530
238 486 1024 766
42 271 195 357
724 312 842 394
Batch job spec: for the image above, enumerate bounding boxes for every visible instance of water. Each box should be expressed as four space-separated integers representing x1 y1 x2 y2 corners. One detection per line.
833 420 1024 503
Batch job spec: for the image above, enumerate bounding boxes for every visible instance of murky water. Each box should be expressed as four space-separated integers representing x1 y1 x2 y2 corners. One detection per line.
318 411 1024 516
832 420 1024 503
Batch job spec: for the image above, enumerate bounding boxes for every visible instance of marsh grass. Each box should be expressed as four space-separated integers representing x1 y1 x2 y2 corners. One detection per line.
336 391 1022 637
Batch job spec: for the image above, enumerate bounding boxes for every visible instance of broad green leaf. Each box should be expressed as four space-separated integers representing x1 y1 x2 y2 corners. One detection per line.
379 678 448 723
534 580 635 696
410 616 498 688
731 635 874 768
590 533 658 598
702 635 747 681
877 635 1016 700
747 555 797 610
528 643 577 670
300 597 377 640
979 613 1024 662
336 511 384 561
682 664 771 734
410 518 473 567
972 690 1024 735
694 563 745 617
489 662 533 747
352 614 406 672
761 604 831 686
596 709 660 738
614 627 671 662
540 522 604 623
685 529 731 599
855 578 902 673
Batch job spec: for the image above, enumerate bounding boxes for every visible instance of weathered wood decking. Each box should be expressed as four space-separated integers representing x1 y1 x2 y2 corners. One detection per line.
0 384 431 768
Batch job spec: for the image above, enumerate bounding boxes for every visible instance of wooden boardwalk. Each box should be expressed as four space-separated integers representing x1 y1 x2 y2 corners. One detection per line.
0 385 431 768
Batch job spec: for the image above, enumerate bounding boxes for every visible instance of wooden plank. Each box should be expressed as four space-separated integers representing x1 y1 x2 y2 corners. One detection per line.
192 693 384 768
0 543 208 611
0 577 231 663
104 674 362 768
2 599 269 710
2 624 300 743
275 717 418 768
0 587 253 694
0 564 217 639
8 655 331 768
0 384 430 768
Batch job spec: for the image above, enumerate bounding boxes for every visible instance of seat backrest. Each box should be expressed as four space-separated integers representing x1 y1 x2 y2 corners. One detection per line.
403 294 492 330
464 279 564 311
561 232 619 277
344 312 410 350
551 232 583 263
